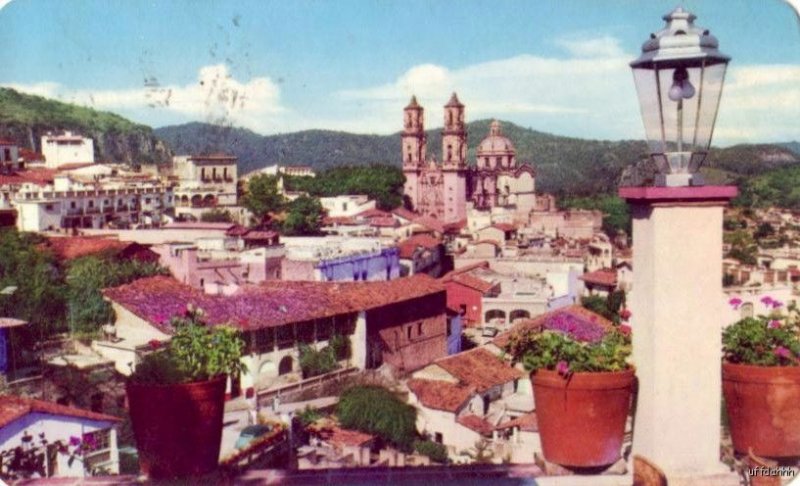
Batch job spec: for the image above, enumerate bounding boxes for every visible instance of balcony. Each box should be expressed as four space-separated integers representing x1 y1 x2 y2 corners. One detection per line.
85 207 100 214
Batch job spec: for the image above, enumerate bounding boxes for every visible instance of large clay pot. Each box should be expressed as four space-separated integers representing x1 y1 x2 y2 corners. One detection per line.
533 368 635 467
126 375 227 479
722 362 800 457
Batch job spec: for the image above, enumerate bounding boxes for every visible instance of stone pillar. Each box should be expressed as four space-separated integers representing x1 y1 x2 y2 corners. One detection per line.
620 186 736 478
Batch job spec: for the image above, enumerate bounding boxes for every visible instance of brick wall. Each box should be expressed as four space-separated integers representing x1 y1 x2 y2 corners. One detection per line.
366 292 447 372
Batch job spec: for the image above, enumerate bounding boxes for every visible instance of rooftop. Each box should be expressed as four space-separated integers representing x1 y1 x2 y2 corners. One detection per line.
493 305 615 348
103 274 444 332
580 268 618 287
407 378 475 413
398 234 441 259
434 348 523 393
0 395 119 429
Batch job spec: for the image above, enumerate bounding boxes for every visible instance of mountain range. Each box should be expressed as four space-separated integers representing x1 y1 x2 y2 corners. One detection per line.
0 86 797 197
155 120 799 196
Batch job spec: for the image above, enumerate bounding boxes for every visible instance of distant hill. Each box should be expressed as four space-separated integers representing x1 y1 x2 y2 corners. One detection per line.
0 87 171 165
782 141 800 156
155 120 799 196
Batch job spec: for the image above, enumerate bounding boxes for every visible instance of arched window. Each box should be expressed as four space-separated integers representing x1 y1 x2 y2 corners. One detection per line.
278 356 293 375
741 302 754 319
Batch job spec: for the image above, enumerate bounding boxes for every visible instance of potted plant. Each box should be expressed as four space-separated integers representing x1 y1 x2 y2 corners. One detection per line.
126 307 246 479
506 319 633 468
722 296 800 457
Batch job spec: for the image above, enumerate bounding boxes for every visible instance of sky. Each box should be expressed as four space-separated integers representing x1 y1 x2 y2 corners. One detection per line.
0 0 798 146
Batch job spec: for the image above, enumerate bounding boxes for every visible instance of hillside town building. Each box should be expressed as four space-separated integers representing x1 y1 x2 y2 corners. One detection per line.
172 153 238 218
40 131 95 169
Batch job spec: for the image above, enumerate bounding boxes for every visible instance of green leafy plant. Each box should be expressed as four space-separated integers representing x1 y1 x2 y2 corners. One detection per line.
337 385 417 451
413 439 448 464
296 406 323 427
506 327 631 375
129 308 246 384
723 297 800 366
298 343 338 378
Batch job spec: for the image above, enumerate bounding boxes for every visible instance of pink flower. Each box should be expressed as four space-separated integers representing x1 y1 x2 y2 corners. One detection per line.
774 346 792 359
761 296 774 308
772 300 784 309
620 309 632 321
728 297 743 310
148 339 162 350
556 360 570 376
619 324 632 336
68 436 81 447
769 320 782 329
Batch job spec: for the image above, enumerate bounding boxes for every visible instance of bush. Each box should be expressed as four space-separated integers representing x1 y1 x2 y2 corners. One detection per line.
414 439 448 463
298 343 338 378
297 406 323 427
337 385 417 451
329 334 351 361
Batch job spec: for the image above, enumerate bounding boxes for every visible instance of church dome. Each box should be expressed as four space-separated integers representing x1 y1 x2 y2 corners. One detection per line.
477 120 515 155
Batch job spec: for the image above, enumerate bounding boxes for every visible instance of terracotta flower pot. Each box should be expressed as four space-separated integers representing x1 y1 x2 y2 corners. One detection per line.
533 368 635 467
126 375 227 479
722 362 800 457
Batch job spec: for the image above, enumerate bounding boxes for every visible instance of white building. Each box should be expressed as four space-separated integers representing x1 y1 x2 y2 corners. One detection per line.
41 131 95 169
172 154 238 219
14 172 174 232
319 195 376 218
0 395 120 478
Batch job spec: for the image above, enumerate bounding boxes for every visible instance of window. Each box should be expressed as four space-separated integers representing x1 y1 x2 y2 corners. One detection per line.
88 200 94 207
45 204 54 211
145 198 151 204
417 322 423 336
70 201 76 208
407 326 412 340
435 433 443 444
343 202 348 212
3 148 9 161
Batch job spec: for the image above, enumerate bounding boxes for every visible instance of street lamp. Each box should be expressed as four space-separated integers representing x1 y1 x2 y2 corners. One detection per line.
630 7 730 187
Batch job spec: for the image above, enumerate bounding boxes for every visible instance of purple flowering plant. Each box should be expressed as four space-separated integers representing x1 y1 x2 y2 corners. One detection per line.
723 297 800 366
505 312 632 376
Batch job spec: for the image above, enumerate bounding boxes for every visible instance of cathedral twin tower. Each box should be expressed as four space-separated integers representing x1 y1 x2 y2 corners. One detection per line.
402 93 536 224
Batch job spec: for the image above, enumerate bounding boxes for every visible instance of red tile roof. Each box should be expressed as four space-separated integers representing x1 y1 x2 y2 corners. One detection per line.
445 273 497 294
579 268 617 287
322 426 375 447
492 305 615 348
398 234 441 259
242 230 279 240
412 216 446 234
457 414 494 436
44 236 134 260
0 395 119 429
0 139 16 145
322 216 359 226
104 274 445 333
496 412 538 432
368 217 399 228
407 379 474 413
0 169 56 186
444 261 490 277
391 207 418 221
356 208 390 219
491 223 516 232
435 348 522 392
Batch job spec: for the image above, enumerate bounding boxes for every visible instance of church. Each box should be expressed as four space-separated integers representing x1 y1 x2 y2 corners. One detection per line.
402 94 536 224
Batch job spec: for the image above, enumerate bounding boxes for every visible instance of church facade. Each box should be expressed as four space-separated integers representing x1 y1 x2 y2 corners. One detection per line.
402 94 536 224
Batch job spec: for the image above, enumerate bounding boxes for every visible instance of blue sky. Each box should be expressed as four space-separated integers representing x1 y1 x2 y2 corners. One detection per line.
0 0 798 145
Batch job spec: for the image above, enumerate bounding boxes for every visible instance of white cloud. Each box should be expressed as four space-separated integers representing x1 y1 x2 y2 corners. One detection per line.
332 37 638 136
554 35 627 58
5 64 285 133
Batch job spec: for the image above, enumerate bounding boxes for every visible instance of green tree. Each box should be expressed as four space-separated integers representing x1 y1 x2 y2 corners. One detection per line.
336 385 417 451
0 230 67 347
284 165 405 210
200 208 234 223
242 174 285 223
282 195 324 236
66 256 165 338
